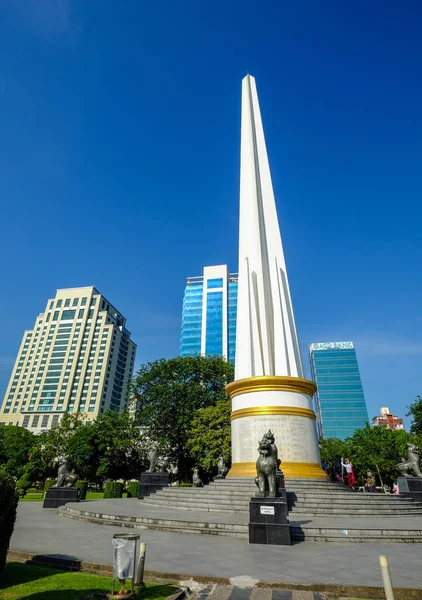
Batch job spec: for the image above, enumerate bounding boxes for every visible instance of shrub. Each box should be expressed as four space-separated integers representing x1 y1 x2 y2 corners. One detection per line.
180 482 192 487
44 479 56 492
75 480 88 500
126 481 139 498
16 473 32 498
103 481 123 499
0 472 19 575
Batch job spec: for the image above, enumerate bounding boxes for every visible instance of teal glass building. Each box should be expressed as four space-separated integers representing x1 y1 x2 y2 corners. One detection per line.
309 341 369 440
180 265 238 363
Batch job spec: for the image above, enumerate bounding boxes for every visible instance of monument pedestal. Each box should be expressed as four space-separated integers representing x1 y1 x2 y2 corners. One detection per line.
397 477 422 503
249 497 291 545
43 486 79 508
138 472 169 499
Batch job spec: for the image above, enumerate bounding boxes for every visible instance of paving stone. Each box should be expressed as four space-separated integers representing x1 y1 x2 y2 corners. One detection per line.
249 587 272 600
271 591 293 600
208 585 233 600
227 587 253 600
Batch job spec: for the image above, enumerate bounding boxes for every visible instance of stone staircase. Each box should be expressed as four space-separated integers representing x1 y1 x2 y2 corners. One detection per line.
141 477 422 517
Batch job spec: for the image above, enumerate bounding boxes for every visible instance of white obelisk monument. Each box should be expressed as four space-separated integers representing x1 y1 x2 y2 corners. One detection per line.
226 75 326 479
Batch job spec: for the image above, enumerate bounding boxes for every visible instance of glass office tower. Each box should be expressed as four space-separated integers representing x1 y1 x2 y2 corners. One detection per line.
180 265 238 363
309 341 369 440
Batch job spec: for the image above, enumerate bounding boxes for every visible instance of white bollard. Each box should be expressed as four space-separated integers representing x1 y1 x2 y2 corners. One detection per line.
135 542 146 587
379 555 395 600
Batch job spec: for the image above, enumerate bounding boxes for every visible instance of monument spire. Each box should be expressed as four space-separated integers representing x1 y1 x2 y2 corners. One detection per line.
227 75 326 479
236 74 304 380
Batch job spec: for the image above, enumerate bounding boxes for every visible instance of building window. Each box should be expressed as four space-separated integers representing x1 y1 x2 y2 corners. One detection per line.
88 309 94 319
41 415 49 428
32 415 40 427
53 311 60 321
49 301 54 309
52 415 60 426
78 309 84 319
64 299 70 307
81 297 87 306
91 297 97 306
72 298 79 307
207 278 223 289
61 310 76 320
57 300 63 308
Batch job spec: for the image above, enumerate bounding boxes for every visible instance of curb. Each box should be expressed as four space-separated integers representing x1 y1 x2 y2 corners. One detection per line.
7 550 422 599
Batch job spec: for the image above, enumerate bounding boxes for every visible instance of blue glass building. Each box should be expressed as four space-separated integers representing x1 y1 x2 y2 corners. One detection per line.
180 265 238 363
309 341 369 440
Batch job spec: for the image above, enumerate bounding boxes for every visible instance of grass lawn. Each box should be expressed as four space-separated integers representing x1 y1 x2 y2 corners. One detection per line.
0 562 175 600
19 492 129 502
20 492 44 502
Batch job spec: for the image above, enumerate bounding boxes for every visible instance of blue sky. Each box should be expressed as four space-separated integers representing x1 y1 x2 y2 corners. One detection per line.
0 1 421 427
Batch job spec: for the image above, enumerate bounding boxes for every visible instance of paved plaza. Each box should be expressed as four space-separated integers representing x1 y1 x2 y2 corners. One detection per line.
10 502 422 592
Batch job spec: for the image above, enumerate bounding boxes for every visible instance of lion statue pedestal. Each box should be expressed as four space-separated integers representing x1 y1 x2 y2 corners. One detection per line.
138 448 170 499
397 444 422 504
249 431 291 546
43 456 80 508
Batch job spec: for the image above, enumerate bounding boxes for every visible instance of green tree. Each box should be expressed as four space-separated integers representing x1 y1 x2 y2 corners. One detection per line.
407 396 422 435
133 355 234 479
89 411 146 483
26 414 86 484
187 398 231 475
0 426 36 479
67 411 147 485
347 424 410 486
319 437 348 475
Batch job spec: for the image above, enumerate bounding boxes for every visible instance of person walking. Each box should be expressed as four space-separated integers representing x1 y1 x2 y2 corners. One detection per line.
341 457 356 489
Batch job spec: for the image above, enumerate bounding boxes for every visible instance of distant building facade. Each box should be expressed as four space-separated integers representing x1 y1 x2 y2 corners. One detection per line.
309 341 369 440
180 265 238 363
0 287 136 433
372 407 405 431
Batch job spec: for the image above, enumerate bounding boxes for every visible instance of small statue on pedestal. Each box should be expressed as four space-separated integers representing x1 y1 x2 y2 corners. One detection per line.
146 447 169 474
192 467 204 487
255 431 282 497
169 462 180 487
215 455 229 479
53 456 78 488
397 444 422 478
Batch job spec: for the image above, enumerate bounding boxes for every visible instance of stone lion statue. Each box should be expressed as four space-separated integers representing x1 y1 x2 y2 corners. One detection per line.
217 455 229 479
397 444 422 477
192 467 204 487
146 448 169 474
255 432 279 497
53 456 79 488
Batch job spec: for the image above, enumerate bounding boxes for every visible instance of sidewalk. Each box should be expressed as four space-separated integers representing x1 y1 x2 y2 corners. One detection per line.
10 503 422 595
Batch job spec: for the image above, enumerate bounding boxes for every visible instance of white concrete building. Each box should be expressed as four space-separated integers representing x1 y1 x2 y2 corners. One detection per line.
0 287 136 433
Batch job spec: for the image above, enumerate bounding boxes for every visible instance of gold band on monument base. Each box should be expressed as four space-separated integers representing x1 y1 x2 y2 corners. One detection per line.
226 375 317 399
228 461 327 479
230 406 316 421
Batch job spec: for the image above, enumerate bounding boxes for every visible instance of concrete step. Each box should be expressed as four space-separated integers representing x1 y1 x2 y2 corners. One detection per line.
155 489 416 503
144 497 422 516
290 525 422 543
59 506 248 538
153 489 421 506
59 505 422 543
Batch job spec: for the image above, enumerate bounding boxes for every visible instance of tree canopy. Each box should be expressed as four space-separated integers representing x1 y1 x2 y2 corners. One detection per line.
320 424 413 487
132 355 234 479
0 426 36 479
187 398 231 474
407 396 422 436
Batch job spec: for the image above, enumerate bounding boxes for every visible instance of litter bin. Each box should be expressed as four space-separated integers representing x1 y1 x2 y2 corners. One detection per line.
110 533 140 599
